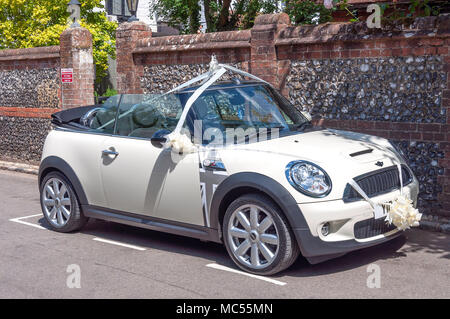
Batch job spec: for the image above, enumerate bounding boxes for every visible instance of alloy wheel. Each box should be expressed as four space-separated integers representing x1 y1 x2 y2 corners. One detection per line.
227 204 280 270
42 178 72 227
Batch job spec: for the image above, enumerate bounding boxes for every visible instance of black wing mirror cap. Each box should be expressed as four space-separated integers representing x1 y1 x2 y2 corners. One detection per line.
151 129 171 148
151 137 167 148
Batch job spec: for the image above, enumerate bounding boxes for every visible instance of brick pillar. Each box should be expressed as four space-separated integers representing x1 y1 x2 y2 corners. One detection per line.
116 22 151 94
60 27 95 109
250 13 289 89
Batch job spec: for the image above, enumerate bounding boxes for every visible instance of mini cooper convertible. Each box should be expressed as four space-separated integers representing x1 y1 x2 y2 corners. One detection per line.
39 63 419 275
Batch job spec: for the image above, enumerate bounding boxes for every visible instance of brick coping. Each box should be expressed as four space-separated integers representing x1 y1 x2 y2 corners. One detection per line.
0 46 60 62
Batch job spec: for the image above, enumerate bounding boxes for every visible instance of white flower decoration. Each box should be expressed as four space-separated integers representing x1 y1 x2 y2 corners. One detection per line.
384 195 422 231
164 132 196 154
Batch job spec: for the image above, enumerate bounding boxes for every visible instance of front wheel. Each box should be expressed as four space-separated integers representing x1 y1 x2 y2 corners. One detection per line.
223 194 300 275
40 171 88 232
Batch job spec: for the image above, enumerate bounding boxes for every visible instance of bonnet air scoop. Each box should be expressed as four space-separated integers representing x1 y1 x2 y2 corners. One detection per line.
349 148 373 157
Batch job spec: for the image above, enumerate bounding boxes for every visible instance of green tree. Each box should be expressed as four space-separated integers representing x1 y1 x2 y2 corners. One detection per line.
149 0 200 34
0 0 117 85
284 0 333 25
151 0 279 34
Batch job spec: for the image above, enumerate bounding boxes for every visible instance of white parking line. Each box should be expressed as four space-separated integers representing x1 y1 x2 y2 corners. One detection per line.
92 237 147 251
206 263 287 286
9 214 46 230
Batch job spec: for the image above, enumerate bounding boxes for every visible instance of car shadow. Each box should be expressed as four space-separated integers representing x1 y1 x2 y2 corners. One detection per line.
38 216 231 264
282 234 408 278
36 216 448 279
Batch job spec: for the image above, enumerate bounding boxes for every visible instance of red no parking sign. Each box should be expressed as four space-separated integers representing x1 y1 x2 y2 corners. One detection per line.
61 68 73 83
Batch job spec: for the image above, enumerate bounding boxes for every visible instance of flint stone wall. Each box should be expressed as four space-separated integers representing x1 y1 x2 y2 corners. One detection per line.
0 68 59 108
0 117 52 164
0 47 61 163
287 56 446 123
393 140 445 213
140 63 243 93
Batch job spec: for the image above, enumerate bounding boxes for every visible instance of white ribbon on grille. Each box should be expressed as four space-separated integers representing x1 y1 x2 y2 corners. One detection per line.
349 163 421 230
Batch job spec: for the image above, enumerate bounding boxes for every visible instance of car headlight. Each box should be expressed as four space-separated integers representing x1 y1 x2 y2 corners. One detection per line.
285 161 332 197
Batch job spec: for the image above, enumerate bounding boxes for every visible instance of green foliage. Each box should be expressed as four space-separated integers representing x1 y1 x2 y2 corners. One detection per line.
0 0 117 84
149 0 201 34
151 0 280 33
103 87 118 97
333 0 359 22
284 0 333 25
376 0 441 28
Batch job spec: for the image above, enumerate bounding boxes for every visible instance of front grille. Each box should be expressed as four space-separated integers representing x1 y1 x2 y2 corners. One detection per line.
343 165 412 202
354 218 396 239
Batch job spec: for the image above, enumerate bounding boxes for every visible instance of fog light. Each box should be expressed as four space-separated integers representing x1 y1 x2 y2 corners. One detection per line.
321 223 330 236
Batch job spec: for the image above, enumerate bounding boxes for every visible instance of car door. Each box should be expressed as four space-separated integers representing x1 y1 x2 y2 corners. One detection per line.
99 94 205 226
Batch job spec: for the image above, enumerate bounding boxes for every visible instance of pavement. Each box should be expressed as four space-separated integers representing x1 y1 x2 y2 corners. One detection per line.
0 170 449 299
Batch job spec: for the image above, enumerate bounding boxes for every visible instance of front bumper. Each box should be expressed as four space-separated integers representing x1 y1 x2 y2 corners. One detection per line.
293 179 418 264
294 227 403 264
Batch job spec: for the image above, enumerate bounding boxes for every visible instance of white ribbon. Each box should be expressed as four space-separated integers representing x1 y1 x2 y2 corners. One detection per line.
172 67 227 135
396 163 403 195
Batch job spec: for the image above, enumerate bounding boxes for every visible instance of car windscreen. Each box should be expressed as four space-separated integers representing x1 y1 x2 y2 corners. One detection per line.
181 84 309 145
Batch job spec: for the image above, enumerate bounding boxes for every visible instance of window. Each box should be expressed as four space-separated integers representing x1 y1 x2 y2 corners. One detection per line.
87 95 120 134
184 84 307 145
114 94 183 138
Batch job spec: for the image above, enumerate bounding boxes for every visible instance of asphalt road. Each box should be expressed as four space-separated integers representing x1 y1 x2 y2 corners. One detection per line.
0 170 449 299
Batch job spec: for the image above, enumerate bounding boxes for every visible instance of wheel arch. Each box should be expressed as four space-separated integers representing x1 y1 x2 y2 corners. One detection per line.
210 172 310 240
38 156 88 205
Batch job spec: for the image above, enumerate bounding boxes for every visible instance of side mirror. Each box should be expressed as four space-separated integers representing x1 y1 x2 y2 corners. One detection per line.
151 129 171 148
151 136 167 148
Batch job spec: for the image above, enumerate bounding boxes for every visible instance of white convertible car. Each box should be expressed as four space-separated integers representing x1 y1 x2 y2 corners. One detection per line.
39 63 419 275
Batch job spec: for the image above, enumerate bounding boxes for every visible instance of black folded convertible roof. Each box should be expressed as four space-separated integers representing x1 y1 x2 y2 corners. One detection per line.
51 105 98 125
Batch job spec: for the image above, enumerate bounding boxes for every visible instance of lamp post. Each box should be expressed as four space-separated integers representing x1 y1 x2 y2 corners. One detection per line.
67 0 81 28
126 0 139 22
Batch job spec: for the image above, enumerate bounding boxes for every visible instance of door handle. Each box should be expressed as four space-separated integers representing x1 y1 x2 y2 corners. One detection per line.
102 149 119 157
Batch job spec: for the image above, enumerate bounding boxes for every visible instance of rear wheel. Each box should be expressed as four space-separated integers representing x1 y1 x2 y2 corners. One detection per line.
223 194 300 275
40 171 88 232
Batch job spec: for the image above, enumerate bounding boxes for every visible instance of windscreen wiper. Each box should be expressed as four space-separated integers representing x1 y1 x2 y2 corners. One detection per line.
295 121 313 132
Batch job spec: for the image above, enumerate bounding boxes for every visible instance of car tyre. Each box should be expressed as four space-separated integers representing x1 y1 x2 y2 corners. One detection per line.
223 193 300 275
40 171 88 232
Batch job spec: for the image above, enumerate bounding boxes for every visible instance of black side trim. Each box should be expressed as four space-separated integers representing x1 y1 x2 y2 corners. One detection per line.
83 205 221 243
209 172 310 236
38 156 88 205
